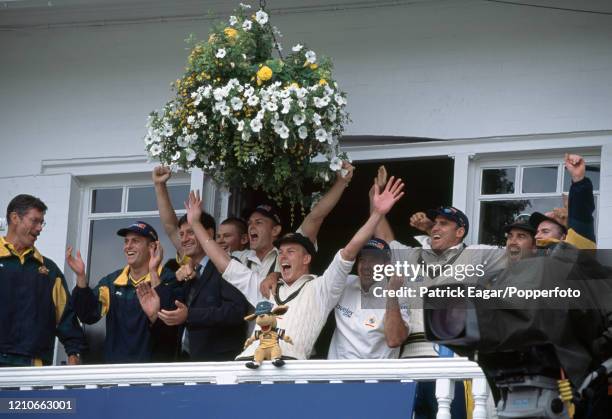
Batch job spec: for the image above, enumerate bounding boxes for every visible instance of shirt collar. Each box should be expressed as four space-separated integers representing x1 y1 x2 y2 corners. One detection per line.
246 247 279 265
416 235 465 252
0 236 44 265
113 264 163 287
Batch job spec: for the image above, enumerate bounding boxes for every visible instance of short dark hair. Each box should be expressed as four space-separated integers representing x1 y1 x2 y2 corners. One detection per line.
221 217 247 235
178 212 216 237
6 194 47 225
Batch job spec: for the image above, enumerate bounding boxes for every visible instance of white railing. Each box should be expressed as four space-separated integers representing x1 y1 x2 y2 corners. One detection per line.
0 358 492 418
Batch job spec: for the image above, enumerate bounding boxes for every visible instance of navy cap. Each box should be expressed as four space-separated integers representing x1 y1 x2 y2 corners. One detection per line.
117 221 159 241
426 206 469 236
254 301 274 316
529 212 567 234
503 221 536 236
274 232 316 256
362 238 390 251
359 238 391 260
246 204 282 225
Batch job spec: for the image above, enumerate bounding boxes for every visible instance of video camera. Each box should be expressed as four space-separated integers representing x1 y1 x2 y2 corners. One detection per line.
423 247 612 418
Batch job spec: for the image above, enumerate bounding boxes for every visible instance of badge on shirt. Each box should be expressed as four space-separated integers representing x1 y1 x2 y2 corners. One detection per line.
365 316 377 328
38 266 49 275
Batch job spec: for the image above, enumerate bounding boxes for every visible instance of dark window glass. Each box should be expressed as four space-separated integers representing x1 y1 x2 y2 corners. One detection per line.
522 166 558 193
481 168 516 195
91 188 122 213
479 197 563 245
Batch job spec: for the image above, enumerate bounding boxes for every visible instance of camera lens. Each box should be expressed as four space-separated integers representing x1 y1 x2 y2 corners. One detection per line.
429 298 467 340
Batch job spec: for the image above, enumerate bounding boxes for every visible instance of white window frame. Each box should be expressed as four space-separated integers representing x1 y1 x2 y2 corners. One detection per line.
77 174 191 269
471 154 600 244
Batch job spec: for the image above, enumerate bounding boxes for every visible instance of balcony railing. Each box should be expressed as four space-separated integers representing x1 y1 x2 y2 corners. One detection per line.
0 358 492 418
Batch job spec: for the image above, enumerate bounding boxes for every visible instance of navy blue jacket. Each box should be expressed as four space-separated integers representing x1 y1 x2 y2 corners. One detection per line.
161 260 250 361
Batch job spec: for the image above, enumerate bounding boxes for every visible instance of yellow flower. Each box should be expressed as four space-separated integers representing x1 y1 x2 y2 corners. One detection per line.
289 82 300 89
310 63 318 70
319 79 327 86
224 27 238 39
256 65 273 84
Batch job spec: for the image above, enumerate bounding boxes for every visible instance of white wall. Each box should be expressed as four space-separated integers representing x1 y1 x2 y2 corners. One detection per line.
0 174 73 269
2 1 612 179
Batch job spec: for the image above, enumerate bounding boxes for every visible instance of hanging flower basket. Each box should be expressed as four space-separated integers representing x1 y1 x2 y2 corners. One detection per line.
145 2 350 210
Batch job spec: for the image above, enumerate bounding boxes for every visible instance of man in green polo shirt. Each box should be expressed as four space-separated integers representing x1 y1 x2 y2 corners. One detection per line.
0 194 85 366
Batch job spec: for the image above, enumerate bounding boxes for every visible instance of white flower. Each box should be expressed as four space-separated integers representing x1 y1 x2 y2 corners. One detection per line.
150 144 162 156
203 86 212 98
281 98 292 114
305 50 317 64
250 118 263 133
293 113 306 126
229 15 238 26
172 151 181 162
255 10 268 25
239 2 251 9
334 93 346 106
314 96 330 108
329 157 342 171
327 109 337 122
230 97 243 111
312 113 322 126
187 115 196 125
177 136 189 147
315 128 328 142
182 126 189 135
265 101 278 112
298 126 308 139
296 88 308 99
186 148 196 162
162 124 173 137
242 20 252 31
247 95 259 106
274 121 290 139
237 120 245 131
187 133 198 144
298 99 307 109
213 87 228 101
278 126 289 139
215 102 230 116
144 135 155 146
216 48 227 59
242 130 251 141
292 43 303 52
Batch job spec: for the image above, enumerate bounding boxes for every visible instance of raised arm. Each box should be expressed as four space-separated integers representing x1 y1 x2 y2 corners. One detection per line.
299 161 354 244
565 153 596 243
185 190 232 274
341 177 405 261
384 276 409 348
66 247 109 324
371 166 396 243
186 191 261 305
153 166 181 252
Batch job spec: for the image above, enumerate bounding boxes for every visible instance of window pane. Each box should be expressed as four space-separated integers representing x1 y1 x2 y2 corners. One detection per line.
563 164 600 192
522 166 558 193
128 185 190 212
85 216 178 364
91 188 122 213
127 186 157 212
479 197 563 245
481 168 515 195
167 184 191 210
